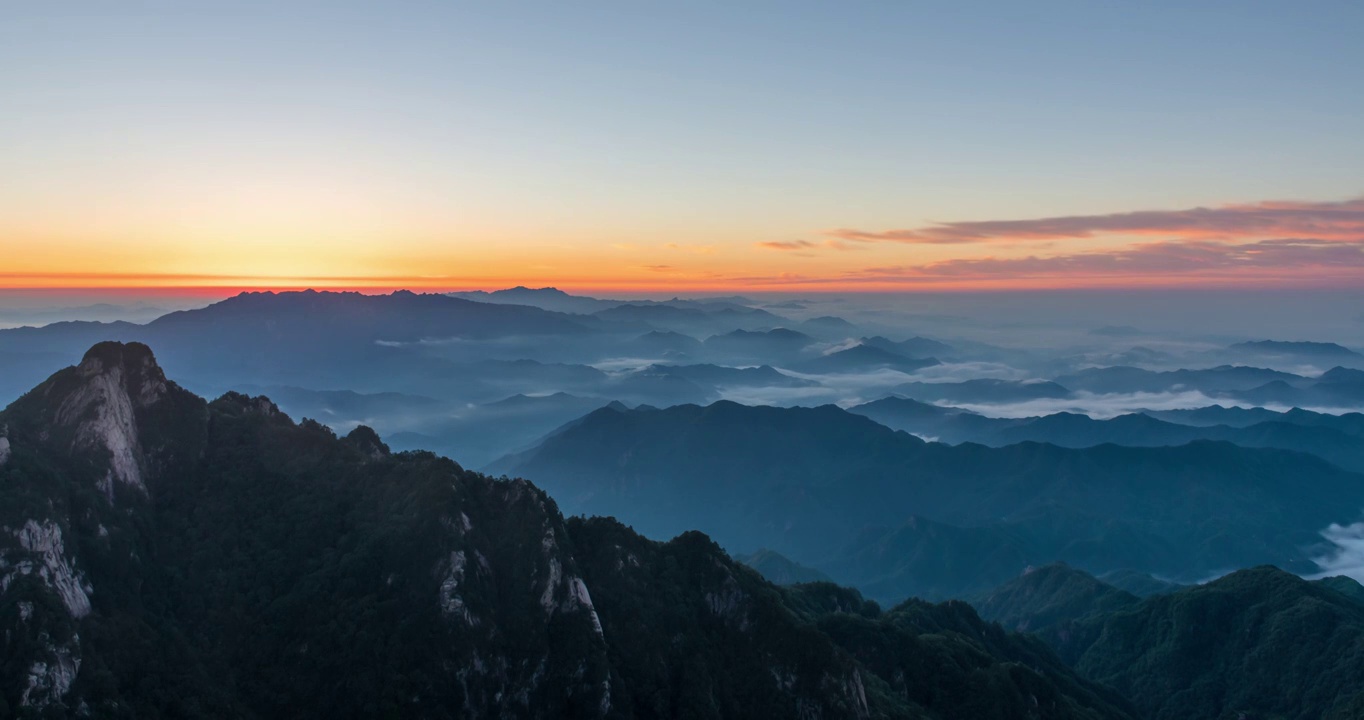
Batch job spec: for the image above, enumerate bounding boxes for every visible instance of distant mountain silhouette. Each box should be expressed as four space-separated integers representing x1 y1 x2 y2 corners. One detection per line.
621 329 704 360
701 328 817 363
790 344 939 375
851 396 1364 471
447 285 618 314
890 378 1070 404
633 363 815 389
591 302 785 335
1053 364 1303 394
860 335 956 358
735 549 832 585
0 290 602 401
794 315 860 339
1231 339 1363 361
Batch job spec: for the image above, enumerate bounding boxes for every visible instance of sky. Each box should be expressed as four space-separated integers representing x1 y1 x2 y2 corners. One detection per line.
2 1 1362 293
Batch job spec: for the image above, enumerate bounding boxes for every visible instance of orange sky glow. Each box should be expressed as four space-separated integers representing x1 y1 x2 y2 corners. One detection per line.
3 196 1360 294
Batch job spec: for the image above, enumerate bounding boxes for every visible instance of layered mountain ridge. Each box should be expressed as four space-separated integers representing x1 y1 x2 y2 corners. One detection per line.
0 343 1132 719
491 400 1364 601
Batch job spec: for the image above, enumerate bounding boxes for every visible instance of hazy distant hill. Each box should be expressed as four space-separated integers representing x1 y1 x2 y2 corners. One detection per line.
1231 339 1363 363
621 330 704 360
701 328 817 363
1053 364 1304 394
736 549 833 585
592 302 786 336
789 344 939 375
860 335 955 359
491 400 1364 600
794 315 861 339
890 378 1071 404
850 396 1364 471
447 285 620 314
632 363 815 389
0 290 603 401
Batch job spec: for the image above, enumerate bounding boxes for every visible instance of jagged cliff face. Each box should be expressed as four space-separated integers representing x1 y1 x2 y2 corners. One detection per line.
0 342 613 717
0 343 178 711
0 343 1131 719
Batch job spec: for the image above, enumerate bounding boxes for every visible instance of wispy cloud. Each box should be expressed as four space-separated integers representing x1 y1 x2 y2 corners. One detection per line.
824 196 1364 245
756 239 870 253
945 390 1244 419
851 238 1364 280
757 240 818 251
1309 522 1364 582
731 236 1364 289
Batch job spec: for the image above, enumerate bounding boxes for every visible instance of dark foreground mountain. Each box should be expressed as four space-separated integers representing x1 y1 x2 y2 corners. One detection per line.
1058 567 1364 720
972 564 1364 719
491 401 1364 601
0 343 1130 719
971 564 1139 637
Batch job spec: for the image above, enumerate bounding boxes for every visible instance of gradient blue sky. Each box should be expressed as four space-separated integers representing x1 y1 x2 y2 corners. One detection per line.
3 1 1362 291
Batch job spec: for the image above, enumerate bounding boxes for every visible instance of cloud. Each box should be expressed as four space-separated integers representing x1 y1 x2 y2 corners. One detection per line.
757 240 818 251
827 196 1364 245
897 362 1031 383
640 264 677 272
809 238 1364 285
717 384 845 407
945 390 1246 419
590 357 669 373
1309 522 1364 582
919 238 1364 276
717 366 951 407
731 237 1364 289
756 239 871 253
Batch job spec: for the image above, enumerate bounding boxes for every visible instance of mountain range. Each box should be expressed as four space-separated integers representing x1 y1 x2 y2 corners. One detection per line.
0 341 1142 718
850 396 1364 472
491 400 1364 602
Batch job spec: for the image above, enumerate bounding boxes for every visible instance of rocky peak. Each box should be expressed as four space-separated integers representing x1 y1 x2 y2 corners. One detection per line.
43 342 171 496
72 342 170 405
210 391 286 421
342 425 390 460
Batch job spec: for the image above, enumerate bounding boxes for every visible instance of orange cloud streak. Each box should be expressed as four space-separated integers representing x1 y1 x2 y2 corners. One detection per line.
824 196 1364 245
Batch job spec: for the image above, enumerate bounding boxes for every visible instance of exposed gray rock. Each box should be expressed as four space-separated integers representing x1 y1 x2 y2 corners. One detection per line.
20 635 81 708
3 519 92 618
51 346 169 494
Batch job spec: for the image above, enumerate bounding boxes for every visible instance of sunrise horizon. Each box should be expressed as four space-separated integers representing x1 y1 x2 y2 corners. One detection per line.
6 190 1363 295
